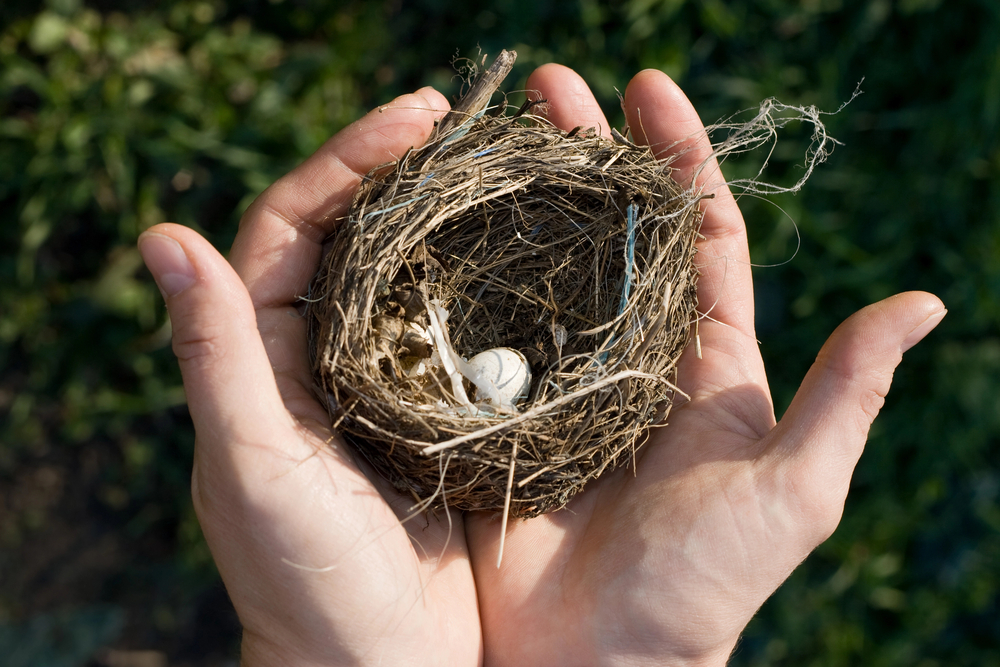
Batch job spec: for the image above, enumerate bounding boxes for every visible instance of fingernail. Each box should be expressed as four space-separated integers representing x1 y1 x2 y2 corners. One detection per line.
138 232 196 297
901 308 947 353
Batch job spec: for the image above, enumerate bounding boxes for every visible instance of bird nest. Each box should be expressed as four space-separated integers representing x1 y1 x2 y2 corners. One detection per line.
307 52 705 519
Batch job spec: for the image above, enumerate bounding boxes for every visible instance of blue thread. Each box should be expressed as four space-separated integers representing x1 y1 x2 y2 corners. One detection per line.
618 203 637 316
599 203 638 366
361 193 429 222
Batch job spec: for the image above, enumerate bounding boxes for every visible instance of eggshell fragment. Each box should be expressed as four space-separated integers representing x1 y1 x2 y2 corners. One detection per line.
466 347 531 409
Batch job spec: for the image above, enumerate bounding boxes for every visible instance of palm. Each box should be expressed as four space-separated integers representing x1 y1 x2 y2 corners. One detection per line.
195 419 481 665
141 66 944 667
468 356 786 665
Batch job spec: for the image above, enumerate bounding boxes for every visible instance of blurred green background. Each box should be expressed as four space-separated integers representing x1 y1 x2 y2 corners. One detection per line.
1 0 997 664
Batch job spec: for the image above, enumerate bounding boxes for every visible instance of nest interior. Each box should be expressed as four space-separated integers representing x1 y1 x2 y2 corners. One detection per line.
307 91 704 519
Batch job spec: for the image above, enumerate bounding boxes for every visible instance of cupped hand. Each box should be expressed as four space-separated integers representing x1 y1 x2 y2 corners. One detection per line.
465 66 946 666
139 87 481 666
138 68 945 667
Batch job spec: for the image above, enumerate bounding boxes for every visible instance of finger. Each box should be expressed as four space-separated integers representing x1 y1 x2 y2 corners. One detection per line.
526 63 611 136
225 88 449 413
767 292 946 533
623 70 756 346
137 224 314 447
230 87 451 311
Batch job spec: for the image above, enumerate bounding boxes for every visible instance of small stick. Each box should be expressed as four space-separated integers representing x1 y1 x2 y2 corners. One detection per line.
497 440 518 568
694 315 703 360
434 50 517 140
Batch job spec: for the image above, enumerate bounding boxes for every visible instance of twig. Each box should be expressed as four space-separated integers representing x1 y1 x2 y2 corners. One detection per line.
433 50 517 139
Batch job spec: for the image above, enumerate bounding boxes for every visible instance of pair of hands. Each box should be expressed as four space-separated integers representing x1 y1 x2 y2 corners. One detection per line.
138 65 945 666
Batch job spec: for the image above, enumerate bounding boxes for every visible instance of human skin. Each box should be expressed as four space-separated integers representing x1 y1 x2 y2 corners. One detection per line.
138 64 946 666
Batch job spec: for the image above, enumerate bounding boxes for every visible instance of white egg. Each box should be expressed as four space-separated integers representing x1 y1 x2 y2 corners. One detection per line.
465 347 531 409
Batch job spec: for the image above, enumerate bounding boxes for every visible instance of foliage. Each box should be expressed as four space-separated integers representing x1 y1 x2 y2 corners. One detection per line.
1 0 997 663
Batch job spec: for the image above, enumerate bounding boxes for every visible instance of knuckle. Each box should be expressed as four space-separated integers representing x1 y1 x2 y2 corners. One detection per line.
800 493 847 546
784 469 848 545
170 318 229 366
811 501 846 543
857 385 888 426
812 510 843 546
821 349 894 434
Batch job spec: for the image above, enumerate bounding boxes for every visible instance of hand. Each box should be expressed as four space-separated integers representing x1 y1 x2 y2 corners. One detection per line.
138 67 945 666
139 87 480 666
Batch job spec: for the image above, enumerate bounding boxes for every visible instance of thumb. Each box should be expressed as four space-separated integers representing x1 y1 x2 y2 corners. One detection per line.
767 291 945 527
138 223 294 447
